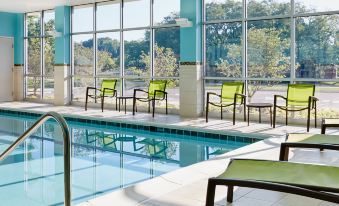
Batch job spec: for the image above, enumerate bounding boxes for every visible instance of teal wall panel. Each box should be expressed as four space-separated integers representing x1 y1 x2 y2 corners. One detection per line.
55 6 71 65
180 0 202 62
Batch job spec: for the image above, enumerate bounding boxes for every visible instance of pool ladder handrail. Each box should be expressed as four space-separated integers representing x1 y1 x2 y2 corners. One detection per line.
0 112 72 206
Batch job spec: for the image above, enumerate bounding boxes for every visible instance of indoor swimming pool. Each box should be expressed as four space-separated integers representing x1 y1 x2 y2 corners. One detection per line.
0 112 259 205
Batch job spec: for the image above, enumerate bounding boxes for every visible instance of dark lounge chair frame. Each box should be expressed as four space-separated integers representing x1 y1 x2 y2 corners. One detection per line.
279 133 339 161
273 84 318 132
133 81 168 117
205 159 339 206
206 82 246 125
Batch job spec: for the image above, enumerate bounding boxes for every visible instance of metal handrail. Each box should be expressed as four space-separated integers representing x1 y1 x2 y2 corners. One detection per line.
0 112 72 206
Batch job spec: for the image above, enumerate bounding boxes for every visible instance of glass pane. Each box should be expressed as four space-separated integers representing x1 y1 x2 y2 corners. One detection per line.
163 79 179 109
153 0 180 25
26 77 41 99
97 2 120 30
205 22 242 77
72 5 93 32
123 0 150 28
247 81 288 104
73 34 94 76
26 12 41 37
295 15 338 79
124 79 148 97
315 82 339 118
247 0 290 17
27 38 41 75
43 10 55 35
73 77 94 102
124 30 150 76
205 0 242 21
295 0 339 13
44 37 55 76
97 32 120 76
247 19 291 78
154 28 180 77
44 77 54 100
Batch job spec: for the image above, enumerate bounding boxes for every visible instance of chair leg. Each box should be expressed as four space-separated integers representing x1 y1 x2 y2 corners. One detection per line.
314 104 317 128
85 94 89 111
152 99 155 118
233 104 236 125
206 103 209 123
115 97 118 111
285 110 288 125
205 180 216 206
307 107 311 132
133 97 136 115
221 106 223 120
226 185 234 203
243 103 246 121
101 96 104 112
279 144 290 161
273 105 276 128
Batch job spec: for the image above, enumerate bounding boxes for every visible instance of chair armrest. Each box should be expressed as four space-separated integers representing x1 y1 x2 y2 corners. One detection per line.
274 95 287 106
234 93 247 104
207 92 221 98
235 93 246 98
310 96 319 102
133 89 149 98
86 87 100 95
153 90 167 100
102 88 117 96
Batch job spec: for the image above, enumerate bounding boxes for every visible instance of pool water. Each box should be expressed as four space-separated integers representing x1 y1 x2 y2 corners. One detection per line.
0 114 253 206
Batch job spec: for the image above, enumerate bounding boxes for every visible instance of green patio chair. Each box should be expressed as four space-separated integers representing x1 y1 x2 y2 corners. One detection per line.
273 83 318 132
279 133 339 161
206 159 339 205
85 79 118 112
206 82 246 125
133 80 168 117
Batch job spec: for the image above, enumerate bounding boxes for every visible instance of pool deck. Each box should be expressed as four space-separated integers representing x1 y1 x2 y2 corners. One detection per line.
1 101 338 206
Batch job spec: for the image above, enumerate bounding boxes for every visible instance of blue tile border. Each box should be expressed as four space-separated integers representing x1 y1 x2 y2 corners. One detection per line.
0 109 264 144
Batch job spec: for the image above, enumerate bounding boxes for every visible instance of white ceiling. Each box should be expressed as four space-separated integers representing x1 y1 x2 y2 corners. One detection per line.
0 0 109 13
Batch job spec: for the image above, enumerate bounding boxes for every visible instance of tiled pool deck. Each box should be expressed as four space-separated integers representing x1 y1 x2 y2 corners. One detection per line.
1 101 339 206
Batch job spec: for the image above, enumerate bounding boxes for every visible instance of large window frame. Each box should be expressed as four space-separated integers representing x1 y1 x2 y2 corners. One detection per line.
202 0 339 112
70 0 180 105
24 10 55 101
203 0 339 92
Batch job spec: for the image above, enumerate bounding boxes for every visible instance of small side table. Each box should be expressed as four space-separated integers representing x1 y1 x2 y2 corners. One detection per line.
117 96 134 114
321 118 339 134
247 103 273 126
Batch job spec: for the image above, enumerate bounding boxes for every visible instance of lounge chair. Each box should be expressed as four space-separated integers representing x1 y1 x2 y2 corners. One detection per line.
85 79 118 112
206 159 339 205
135 138 168 158
279 133 339 161
206 82 246 125
273 83 318 132
133 80 168 117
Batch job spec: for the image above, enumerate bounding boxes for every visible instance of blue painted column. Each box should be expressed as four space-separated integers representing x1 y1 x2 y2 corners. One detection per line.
179 0 203 117
54 6 71 105
14 13 24 65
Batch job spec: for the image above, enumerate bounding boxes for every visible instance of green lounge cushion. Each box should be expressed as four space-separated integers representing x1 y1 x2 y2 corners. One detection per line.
218 159 339 190
148 80 167 99
287 133 339 145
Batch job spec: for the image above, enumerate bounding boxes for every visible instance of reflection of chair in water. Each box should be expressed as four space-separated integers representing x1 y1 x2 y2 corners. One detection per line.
85 130 118 151
206 147 231 159
136 138 168 158
85 130 102 144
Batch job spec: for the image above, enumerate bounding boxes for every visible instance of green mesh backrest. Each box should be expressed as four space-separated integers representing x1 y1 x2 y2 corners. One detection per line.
100 79 117 96
287 84 315 107
148 80 167 99
221 82 244 103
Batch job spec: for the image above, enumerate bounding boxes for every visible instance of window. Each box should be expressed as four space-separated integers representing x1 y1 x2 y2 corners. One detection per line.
71 0 180 109
25 10 55 100
204 0 339 118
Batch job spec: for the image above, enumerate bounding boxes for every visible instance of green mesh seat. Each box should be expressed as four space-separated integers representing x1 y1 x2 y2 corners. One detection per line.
273 84 318 132
206 159 339 205
279 133 339 161
206 82 246 125
85 79 118 112
133 80 168 117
